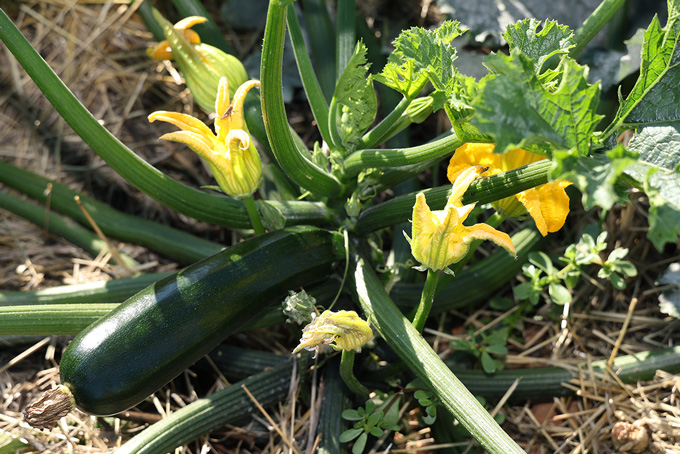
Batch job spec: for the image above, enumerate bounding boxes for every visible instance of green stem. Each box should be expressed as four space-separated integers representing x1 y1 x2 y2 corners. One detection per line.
349 253 526 454
0 188 139 270
335 0 356 80
356 96 413 150
353 159 552 235
412 269 440 332
0 9 255 229
339 349 370 397
116 362 295 454
0 273 170 306
260 0 344 197
243 196 266 235
343 134 465 179
300 0 336 102
286 6 333 146
0 161 224 264
570 0 627 58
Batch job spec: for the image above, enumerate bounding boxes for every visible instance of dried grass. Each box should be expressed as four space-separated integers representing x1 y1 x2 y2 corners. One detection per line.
0 1 679 453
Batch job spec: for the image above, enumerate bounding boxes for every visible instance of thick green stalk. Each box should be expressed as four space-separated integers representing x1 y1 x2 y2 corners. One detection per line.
300 0 336 102
286 6 333 145
353 160 552 235
350 253 526 454
450 346 680 400
0 11 331 229
342 134 464 179
116 362 295 454
335 0 356 80
260 0 344 197
0 304 119 335
0 161 223 264
0 273 170 306
0 10 256 229
570 0 627 58
318 356 351 454
0 189 139 269
339 350 369 397
411 269 440 332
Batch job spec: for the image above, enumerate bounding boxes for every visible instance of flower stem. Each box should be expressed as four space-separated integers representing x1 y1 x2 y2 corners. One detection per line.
339 350 369 397
243 196 266 236
412 269 440 332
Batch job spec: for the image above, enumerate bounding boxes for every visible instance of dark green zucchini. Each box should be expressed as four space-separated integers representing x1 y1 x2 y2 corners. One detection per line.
59 226 342 416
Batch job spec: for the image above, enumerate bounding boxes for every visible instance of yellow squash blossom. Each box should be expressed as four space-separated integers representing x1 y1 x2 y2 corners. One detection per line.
149 77 262 199
148 9 248 110
407 166 516 273
448 143 571 236
293 310 373 355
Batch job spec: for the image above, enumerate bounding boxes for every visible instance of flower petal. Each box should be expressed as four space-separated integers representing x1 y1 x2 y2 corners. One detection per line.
448 165 485 207
174 16 207 31
457 223 516 257
157 131 216 161
447 143 498 183
413 193 436 238
517 182 571 236
149 111 215 138
214 77 231 139
218 80 260 133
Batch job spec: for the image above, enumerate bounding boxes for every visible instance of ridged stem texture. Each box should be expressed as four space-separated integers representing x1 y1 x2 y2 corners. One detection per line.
260 0 343 197
350 253 526 454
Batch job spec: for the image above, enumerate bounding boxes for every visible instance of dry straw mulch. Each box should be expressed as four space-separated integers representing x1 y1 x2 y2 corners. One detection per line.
1 1 680 453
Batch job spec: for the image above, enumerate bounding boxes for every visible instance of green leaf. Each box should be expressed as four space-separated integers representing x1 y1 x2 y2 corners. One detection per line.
352 432 368 454
626 122 680 249
609 272 627 290
472 52 602 155
529 251 554 274
480 351 497 374
330 42 377 152
503 19 575 73
342 409 363 421
552 146 638 210
369 426 384 437
605 1 680 137
366 411 382 427
485 344 508 355
373 58 429 99
390 20 464 92
548 282 572 305
340 427 364 442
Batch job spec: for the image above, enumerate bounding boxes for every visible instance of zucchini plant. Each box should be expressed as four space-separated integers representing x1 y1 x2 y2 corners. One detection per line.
2 0 680 452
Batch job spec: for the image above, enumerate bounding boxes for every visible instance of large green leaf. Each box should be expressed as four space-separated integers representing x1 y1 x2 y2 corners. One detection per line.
626 122 680 250
605 0 680 137
472 52 602 156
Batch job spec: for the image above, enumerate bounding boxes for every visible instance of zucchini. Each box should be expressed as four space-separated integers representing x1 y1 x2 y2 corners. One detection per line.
59 226 341 416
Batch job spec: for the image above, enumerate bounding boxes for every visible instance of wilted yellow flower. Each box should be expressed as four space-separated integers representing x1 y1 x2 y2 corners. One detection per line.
148 9 248 111
407 166 516 273
149 77 262 199
448 144 572 236
293 310 372 355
